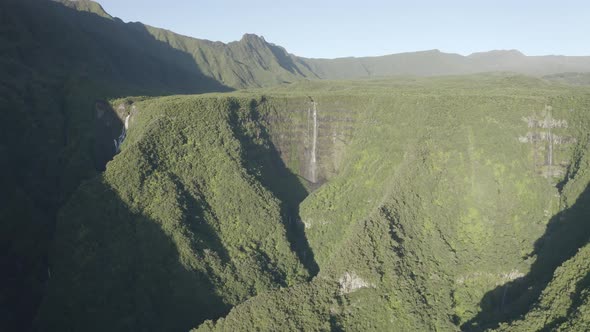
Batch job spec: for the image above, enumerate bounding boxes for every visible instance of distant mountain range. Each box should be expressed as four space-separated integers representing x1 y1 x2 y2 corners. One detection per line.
51 0 590 88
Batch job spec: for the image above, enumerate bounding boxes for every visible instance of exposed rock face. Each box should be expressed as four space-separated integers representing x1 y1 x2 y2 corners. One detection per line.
309 99 318 183
93 100 123 170
338 271 372 294
518 106 576 178
455 270 525 286
264 97 356 186
94 100 137 169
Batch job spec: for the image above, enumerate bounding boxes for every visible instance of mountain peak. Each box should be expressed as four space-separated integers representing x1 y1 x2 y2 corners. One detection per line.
53 0 112 19
240 33 266 44
468 49 525 58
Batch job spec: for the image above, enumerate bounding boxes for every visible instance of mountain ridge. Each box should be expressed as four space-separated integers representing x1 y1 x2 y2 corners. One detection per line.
52 0 590 86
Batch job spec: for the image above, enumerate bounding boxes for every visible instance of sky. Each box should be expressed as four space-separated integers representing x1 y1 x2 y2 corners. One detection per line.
96 0 589 59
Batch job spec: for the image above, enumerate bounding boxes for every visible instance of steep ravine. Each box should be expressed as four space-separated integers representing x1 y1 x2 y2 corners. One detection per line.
36 77 590 332
39 95 354 331
7 1 590 329
194 81 590 331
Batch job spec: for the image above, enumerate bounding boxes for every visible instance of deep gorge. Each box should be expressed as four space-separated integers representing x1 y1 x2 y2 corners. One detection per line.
2 1 590 331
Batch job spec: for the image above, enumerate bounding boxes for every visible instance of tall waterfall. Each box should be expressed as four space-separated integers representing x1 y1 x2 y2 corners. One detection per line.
310 100 318 183
114 114 131 153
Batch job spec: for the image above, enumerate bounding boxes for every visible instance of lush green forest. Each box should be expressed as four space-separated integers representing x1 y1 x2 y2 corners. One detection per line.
2 1 590 331
33 78 590 331
544 72 590 86
197 78 590 331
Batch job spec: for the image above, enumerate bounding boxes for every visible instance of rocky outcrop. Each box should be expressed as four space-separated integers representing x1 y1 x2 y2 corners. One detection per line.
338 271 372 294
94 100 137 170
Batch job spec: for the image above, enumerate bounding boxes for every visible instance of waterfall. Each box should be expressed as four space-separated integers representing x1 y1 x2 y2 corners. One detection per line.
114 114 131 153
310 100 318 183
547 108 553 172
548 131 553 167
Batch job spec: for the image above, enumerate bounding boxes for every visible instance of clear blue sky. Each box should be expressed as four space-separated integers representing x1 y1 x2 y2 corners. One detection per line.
96 0 589 58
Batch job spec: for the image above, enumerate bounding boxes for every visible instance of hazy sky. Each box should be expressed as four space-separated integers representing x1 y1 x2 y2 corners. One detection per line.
96 0 589 58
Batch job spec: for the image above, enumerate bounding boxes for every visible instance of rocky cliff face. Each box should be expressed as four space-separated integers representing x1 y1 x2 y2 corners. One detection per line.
262 97 357 187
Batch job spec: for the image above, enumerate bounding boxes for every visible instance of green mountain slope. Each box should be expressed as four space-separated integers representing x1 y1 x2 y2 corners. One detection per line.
33 75 590 331
142 29 319 88
494 241 590 332
36 96 310 331
50 0 590 83
191 76 590 331
543 72 590 86
0 0 230 328
3 1 590 331
0 1 319 329
300 50 590 79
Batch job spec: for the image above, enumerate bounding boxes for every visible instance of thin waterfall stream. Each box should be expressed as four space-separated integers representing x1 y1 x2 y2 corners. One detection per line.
310 99 318 183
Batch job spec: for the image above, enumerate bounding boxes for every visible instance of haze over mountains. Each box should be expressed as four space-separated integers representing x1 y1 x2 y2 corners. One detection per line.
2 0 590 332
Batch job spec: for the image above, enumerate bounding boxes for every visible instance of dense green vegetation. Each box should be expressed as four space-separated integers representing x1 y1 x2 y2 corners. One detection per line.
3 1 590 331
36 97 311 331
544 72 590 86
189 77 590 331
301 50 590 79
0 0 230 328
31 76 590 331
